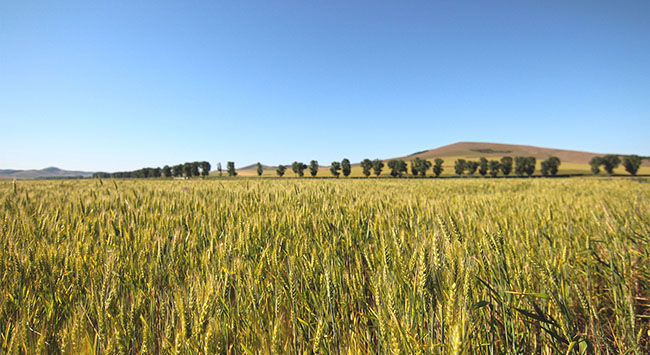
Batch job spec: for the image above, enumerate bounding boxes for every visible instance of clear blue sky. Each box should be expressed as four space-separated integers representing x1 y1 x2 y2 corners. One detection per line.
1 0 648 172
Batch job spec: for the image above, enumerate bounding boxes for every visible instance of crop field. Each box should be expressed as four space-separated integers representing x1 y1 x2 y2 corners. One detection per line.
1 178 649 354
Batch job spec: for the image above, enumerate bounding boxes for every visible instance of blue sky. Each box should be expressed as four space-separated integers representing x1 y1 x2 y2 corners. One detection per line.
1 0 648 172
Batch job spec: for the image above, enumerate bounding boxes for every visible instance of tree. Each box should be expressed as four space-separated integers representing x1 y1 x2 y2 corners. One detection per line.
153 167 162 178
200 161 211 177
540 157 560 177
276 165 286 177
454 159 466 176
410 160 419 177
256 162 263 177
291 161 307 177
162 165 172 178
515 157 537 177
172 164 183 177
589 157 603 175
183 163 193 178
411 157 431 177
465 161 478 176
514 157 526 176
500 156 513 176
190 162 200 177
309 160 319 177
227 162 237 177
601 155 620 175
478 157 488 176
341 159 351 177
387 160 406 177
488 160 500 177
419 159 432 176
433 158 444 177
622 155 642 176
372 159 384 177
330 162 341 177
360 159 373 178
217 162 222 177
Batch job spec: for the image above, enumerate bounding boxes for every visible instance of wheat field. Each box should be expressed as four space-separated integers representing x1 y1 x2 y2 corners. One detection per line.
1 178 648 354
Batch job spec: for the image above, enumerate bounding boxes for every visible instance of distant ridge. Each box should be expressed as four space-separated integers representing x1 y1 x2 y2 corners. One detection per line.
0 167 94 180
396 142 615 164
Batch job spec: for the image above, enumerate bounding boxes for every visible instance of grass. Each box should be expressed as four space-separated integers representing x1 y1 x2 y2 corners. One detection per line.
1 178 648 353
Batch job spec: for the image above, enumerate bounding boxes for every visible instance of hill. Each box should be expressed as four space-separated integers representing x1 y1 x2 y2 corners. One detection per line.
0 167 94 180
398 142 616 164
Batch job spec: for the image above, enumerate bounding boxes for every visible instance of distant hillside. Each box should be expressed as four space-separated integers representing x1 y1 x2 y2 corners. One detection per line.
397 142 617 164
0 167 94 180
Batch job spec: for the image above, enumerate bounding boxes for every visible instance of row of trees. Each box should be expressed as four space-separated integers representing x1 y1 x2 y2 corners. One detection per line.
93 161 211 179
589 155 643 176
261 156 559 178
451 156 560 177
94 154 644 179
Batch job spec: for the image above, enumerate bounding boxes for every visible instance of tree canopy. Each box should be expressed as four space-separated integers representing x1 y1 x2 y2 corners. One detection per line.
361 159 373 178
622 155 642 176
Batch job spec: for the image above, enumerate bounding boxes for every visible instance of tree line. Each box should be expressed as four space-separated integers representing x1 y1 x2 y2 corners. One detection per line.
589 155 643 176
92 154 644 179
260 156 558 178
93 161 212 179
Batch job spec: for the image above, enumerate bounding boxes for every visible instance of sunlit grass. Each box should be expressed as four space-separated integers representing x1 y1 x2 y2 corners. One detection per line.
1 178 648 353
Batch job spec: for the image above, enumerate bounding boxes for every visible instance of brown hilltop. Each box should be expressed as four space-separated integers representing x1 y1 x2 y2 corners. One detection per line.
397 142 610 164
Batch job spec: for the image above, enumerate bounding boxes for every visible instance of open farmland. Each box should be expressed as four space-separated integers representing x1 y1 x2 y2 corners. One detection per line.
1 178 649 353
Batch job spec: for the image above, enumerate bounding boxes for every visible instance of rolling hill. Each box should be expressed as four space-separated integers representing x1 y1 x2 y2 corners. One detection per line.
397 142 610 164
0 167 94 180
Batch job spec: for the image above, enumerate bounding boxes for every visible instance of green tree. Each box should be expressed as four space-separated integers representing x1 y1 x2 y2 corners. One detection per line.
387 160 406 177
191 162 201 177
500 156 513 176
454 159 466 176
292 161 307 177
360 159 373 178
162 165 172 178
465 161 478 176
410 160 419 176
540 157 560 177
601 155 620 175
200 161 211 177
372 159 384 177
183 163 193 178
433 158 444 177
276 165 286 177
525 157 536 177
330 162 341 177
488 160 500 177
411 157 431 177
622 155 642 176
256 162 263 177
341 159 351 177
227 162 237 177
514 157 527 176
478 157 488 176
309 160 319 177
420 159 432 176
217 162 222 177
172 164 183 177
589 157 602 175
